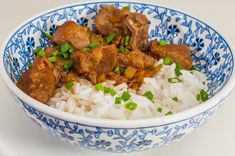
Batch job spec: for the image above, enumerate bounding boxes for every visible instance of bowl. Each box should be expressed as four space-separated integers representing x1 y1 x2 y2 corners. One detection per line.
1 1 235 152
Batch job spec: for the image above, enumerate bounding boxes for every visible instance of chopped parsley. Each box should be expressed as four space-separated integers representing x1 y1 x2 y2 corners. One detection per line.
124 35 131 46
83 47 92 52
125 102 138 110
113 66 120 73
60 43 72 53
143 91 154 103
66 81 74 90
28 63 33 68
121 91 131 101
118 47 129 54
163 56 172 65
52 50 59 56
35 48 45 57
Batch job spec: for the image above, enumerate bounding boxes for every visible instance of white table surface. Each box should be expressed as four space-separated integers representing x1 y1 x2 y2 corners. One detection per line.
0 0 235 156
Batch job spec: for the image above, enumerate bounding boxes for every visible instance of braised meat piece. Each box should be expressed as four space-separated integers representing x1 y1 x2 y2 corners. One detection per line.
52 21 90 50
16 57 56 104
95 5 130 37
71 44 118 83
107 72 128 85
126 50 155 69
123 12 149 51
150 40 192 69
95 5 149 51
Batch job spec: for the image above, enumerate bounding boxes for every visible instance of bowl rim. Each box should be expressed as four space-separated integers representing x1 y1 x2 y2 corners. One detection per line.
1 0 235 128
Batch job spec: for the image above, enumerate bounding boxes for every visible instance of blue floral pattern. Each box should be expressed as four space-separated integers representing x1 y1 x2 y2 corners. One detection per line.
2 1 234 152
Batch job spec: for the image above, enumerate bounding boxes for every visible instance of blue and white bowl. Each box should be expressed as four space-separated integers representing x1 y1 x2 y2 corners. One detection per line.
1 1 235 152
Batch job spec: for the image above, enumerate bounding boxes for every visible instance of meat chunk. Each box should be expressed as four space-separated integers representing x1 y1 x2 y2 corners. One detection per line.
95 5 130 37
123 12 149 51
71 44 118 83
107 72 128 85
95 5 149 51
150 40 192 69
52 21 90 50
126 50 155 69
16 57 56 104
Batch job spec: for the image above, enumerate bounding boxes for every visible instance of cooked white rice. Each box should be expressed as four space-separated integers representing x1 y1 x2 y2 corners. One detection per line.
48 59 207 120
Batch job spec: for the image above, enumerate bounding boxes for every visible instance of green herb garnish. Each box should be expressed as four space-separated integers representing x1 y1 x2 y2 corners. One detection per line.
28 63 33 68
175 64 182 77
120 67 125 75
114 66 120 73
159 40 168 46
115 97 122 104
121 91 131 101
157 107 163 113
196 89 209 102
124 36 131 46
66 81 74 90
95 83 105 91
168 77 183 83
165 111 173 116
125 102 138 110
89 42 99 49
163 56 172 65
118 47 129 54
83 47 92 52
48 56 57 63
106 33 115 43
122 6 130 11
37 49 45 57
52 50 59 56
172 97 179 102
143 91 154 103
190 65 197 71
42 32 53 40
104 87 117 96
63 60 73 72
99 37 104 42
60 43 71 53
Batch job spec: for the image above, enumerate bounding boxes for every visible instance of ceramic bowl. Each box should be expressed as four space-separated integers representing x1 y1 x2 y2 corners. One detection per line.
1 1 235 152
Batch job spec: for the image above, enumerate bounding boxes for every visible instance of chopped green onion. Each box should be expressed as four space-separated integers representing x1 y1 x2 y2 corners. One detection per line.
114 66 120 73
62 53 69 59
115 97 122 104
60 43 71 53
172 97 179 102
104 87 117 96
66 81 74 90
159 40 168 46
121 91 131 101
165 111 173 116
89 42 99 49
118 47 129 54
28 63 33 68
89 34 96 38
203 81 206 85
42 32 53 40
124 36 131 46
48 56 57 63
63 60 73 72
120 67 125 75
68 47 74 53
52 50 59 56
168 77 183 83
157 107 163 113
122 6 130 11
175 64 182 77
37 49 45 57
143 91 154 103
197 89 208 102
95 83 105 91
106 33 115 43
190 65 197 71
99 37 104 42
163 56 172 65
125 102 138 110
83 47 91 52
